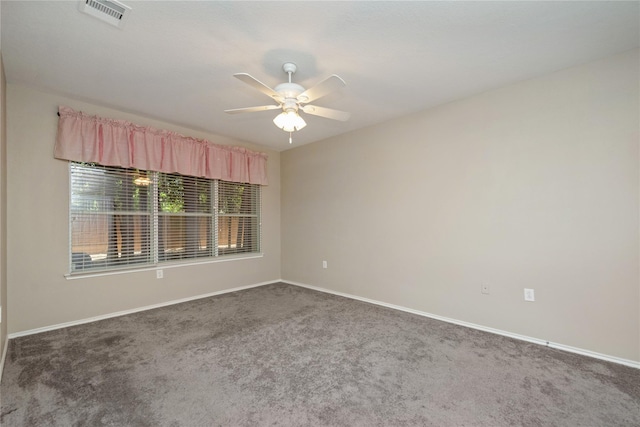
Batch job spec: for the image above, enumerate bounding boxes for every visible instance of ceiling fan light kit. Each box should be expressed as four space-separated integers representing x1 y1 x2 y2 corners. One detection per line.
225 62 350 144
273 110 306 133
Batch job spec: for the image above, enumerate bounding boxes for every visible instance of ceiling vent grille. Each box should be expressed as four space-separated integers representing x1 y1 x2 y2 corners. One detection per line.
79 0 131 28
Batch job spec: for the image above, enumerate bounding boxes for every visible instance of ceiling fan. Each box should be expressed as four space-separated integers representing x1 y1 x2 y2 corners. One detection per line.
225 62 350 143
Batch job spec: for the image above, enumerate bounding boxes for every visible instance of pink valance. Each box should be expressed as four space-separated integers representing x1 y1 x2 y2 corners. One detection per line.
54 106 268 185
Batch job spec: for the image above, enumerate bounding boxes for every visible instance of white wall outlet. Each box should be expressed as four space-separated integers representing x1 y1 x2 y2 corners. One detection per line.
524 288 535 301
322 260 328 269
481 284 490 295
156 269 163 279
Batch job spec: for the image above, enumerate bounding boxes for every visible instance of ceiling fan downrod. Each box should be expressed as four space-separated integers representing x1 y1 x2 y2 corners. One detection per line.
283 62 296 83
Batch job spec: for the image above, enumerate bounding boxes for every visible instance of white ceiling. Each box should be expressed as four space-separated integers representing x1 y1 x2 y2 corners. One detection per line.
1 1 638 152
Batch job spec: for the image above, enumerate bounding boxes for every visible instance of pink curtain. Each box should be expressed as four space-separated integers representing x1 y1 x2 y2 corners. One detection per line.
54 106 268 185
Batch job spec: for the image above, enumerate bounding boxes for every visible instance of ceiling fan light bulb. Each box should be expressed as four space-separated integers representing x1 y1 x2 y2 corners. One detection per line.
273 110 306 132
273 112 291 130
294 114 307 131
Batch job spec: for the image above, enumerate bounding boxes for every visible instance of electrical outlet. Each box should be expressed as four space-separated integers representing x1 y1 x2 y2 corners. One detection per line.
481 284 490 295
156 269 163 279
524 288 535 301
322 260 328 269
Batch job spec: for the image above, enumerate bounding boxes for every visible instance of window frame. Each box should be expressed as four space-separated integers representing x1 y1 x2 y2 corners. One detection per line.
68 162 262 275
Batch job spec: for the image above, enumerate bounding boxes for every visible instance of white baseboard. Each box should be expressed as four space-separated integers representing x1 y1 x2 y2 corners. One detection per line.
7 280 279 339
0 335 8 382
283 280 640 369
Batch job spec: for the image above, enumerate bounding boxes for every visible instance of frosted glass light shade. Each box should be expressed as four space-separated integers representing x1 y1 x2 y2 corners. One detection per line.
273 110 306 132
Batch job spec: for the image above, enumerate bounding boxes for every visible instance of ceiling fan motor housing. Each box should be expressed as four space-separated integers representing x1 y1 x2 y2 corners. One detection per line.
274 82 305 101
281 98 299 113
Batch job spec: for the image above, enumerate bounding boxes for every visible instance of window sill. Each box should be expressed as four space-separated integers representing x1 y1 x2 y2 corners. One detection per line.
64 253 264 280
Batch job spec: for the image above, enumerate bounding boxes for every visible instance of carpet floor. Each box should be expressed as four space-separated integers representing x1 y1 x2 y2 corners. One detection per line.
1 282 638 426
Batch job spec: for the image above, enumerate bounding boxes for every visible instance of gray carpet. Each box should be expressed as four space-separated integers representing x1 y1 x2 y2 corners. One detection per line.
1 283 638 426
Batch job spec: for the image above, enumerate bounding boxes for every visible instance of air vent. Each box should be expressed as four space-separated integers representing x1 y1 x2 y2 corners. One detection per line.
79 0 131 28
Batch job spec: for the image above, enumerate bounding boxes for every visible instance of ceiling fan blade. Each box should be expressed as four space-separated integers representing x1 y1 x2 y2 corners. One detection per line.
301 105 351 121
234 73 283 102
297 75 346 103
224 105 281 114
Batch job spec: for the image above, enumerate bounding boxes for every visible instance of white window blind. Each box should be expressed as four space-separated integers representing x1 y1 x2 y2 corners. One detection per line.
70 163 261 273
217 181 261 256
158 173 213 262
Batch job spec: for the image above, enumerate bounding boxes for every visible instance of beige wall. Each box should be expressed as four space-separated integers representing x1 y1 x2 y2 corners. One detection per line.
6 85 281 333
282 49 640 362
0 53 7 357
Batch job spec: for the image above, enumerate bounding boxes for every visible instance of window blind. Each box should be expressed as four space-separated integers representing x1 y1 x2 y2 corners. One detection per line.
158 173 213 261
217 181 261 256
70 163 261 273
70 163 153 271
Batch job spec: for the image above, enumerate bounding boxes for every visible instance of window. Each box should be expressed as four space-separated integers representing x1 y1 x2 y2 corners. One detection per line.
70 163 260 273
